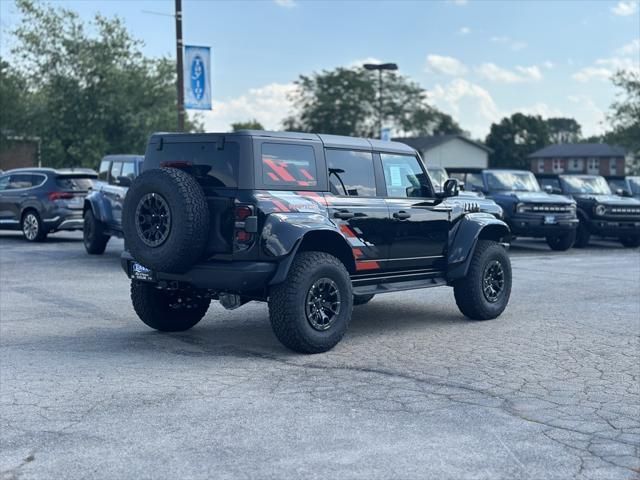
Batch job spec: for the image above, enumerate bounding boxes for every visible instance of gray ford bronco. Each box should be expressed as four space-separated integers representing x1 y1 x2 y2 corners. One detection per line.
121 131 512 353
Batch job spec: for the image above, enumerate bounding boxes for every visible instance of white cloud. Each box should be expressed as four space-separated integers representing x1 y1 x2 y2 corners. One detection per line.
458 26 471 35
616 39 640 56
490 36 508 43
201 82 295 132
568 95 607 135
542 61 555 69
476 63 542 83
611 1 638 16
571 66 612 83
450 0 469 5
426 54 468 76
274 0 297 8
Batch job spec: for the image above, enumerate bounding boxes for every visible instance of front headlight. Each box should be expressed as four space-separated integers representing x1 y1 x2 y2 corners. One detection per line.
594 204 607 216
515 202 527 214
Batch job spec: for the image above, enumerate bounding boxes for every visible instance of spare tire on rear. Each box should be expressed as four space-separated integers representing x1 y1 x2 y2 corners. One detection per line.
123 168 209 273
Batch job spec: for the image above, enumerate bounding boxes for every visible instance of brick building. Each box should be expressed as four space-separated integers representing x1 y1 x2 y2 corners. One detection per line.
0 137 40 171
528 143 626 176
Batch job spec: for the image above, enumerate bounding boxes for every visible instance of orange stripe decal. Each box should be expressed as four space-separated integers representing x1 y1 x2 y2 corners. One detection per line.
339 224 356 238
356 260 380 271
300 168 314 180
264 158 295 182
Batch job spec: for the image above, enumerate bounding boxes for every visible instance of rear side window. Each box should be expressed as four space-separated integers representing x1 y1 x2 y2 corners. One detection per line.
6 174 35 190
121 162 136 179
326 149 376 197
380 154 431 198
98 160 110 181
262 143 317 188
539 177 560 190
56 176 94 191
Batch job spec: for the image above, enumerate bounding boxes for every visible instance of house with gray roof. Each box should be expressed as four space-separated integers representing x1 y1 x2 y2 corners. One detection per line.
529 143 626 176
393 135 491 169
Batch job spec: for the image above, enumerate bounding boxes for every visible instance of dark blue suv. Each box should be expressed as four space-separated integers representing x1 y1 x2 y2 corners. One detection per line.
0 168 96 241
83 155 143 254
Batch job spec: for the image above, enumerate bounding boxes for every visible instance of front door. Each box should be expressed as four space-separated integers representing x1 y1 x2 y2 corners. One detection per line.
102 161 126 227
379 153 450 271
324 149 391 273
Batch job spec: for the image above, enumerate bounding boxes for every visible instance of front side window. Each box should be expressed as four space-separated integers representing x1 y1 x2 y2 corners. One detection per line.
561 175 611 195
380 154 430 198
628 177 640 195
485 171 540 192
98 160 110 181
110 162 123 184
465 173 485 191
326 149 375 197
427 167 448 190
262 143 317 188
539 177 561 191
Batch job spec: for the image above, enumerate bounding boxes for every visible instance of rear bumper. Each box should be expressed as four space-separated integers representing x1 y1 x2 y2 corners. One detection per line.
507 215 578 237
121 251 277 292
586 218 640 237
42 209 84 231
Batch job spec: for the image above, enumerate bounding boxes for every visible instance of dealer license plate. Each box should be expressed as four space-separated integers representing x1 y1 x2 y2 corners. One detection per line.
131 262 154 281
544 215 557 225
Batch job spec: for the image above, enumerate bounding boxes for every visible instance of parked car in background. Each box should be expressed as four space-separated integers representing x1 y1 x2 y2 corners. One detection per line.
448 168 578 251
427 166 503 219
83 155 143 254
606 175 640 200
0 167 97 241
538 174 640 248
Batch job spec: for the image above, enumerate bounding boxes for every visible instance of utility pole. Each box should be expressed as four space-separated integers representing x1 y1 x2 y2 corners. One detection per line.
363 63 398 138
175 0 185 132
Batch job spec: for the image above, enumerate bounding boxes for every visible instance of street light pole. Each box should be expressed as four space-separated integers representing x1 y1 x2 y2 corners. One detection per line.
175 0 185 132
364 63 398 139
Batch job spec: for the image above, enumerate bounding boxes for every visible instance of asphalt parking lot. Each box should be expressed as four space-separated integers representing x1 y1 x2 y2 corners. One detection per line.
1 232 639 480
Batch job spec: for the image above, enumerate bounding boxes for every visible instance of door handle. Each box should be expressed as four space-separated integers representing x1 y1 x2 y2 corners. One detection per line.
393 211 411 220
334 210 355 220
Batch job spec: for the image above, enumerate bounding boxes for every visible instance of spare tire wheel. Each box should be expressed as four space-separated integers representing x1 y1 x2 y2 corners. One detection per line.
122 168 210 273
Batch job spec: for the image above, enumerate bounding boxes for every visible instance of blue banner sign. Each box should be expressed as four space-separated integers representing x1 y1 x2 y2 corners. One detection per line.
184 45 212 110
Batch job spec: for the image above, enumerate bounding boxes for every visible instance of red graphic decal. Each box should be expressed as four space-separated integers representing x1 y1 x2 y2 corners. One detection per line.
300 168 314 181
356 260 380 271
339 224 356 238
352 248 363 259
297 191 328 206
264 158 295 182
271 200 289 212
267 172 279 181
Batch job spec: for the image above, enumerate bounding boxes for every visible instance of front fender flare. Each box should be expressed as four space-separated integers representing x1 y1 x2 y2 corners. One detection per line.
447 213 510 281
83 191 111 224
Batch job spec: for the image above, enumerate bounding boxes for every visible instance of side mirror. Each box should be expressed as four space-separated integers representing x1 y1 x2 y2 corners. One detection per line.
544 185 553 194
616 188 631 197
443 178 459 197
117 176 132 188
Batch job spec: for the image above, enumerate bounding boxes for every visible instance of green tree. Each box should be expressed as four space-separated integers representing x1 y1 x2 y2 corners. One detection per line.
545 117 582 144
0 59 36 149
485 113 550 169
7 0 201 168
606 70 640 174
283 66 461 138
231 119 265 131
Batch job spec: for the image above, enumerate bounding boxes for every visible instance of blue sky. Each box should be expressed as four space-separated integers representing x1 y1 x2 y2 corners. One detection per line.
1 0 639 138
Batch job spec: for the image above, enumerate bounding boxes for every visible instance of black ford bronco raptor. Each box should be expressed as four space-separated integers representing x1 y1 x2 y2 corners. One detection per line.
121 131 512 353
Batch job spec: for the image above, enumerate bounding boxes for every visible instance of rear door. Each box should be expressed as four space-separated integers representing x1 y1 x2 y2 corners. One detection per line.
324 149 390 272
380 153 450 271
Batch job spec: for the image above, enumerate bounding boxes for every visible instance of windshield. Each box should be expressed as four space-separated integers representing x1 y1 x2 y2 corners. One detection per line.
427 167 448 188
628 177 640 195
485 171 540 192
561 176 611 195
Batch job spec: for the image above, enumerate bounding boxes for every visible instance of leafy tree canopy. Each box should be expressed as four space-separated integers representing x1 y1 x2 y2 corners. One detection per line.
485 113 550 169
3 0 201 168
546 117 582 144
283 67 462 138
231 119 265 131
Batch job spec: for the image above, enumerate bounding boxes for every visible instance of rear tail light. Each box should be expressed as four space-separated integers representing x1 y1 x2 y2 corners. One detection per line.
234 204 257 250
48 192 74 201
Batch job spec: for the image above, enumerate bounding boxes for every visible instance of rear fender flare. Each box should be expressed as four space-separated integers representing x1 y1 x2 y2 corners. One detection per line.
447 213 510 281
263 213 356 285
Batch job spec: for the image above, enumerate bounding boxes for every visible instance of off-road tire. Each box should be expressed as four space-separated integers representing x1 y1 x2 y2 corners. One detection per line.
123 168 209 273
353 294 375 306
546 229 576 251
130 281 210 332
619 235 640 248
268 252 353 354
83 209 110 254
453 240 511 320
574 220 590 248
21 210 47 242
